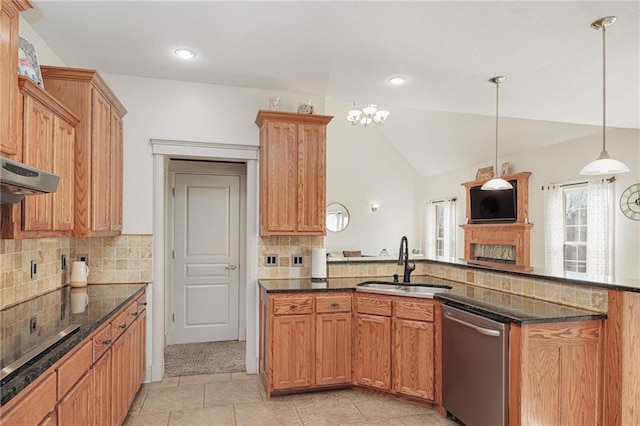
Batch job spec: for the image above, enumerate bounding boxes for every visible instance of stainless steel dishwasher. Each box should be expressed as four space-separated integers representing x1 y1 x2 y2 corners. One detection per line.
442 304 510 426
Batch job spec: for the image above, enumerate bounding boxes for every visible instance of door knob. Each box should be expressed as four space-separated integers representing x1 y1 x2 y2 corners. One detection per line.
225 264 238 270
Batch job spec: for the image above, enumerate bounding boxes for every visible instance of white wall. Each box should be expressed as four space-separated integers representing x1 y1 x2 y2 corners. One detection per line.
420 128 640 279
101 73 323 233
19 17 65 66
325 100 422 257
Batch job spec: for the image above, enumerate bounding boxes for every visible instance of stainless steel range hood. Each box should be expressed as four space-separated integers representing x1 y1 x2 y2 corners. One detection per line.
0 157 60 204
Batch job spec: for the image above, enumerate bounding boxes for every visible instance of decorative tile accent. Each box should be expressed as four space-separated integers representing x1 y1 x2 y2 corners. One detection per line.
0 235 153 309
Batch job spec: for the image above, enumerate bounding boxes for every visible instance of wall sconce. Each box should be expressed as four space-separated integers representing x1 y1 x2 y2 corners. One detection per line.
370 202 380 212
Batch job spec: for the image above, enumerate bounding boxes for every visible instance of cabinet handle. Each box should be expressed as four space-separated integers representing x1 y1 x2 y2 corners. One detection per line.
119 324 127 329
331 303 339 307
290 304 298 309
132 311 139 316
103 339 112 345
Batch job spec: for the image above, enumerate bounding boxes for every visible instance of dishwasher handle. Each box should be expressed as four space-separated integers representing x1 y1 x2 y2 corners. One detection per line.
444 312 502 337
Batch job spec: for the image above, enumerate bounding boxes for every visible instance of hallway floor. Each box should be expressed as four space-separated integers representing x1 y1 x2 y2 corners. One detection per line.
124 373 458 425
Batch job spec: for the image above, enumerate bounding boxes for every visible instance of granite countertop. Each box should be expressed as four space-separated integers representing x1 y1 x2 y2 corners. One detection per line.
1 283 147 406
258 275 606 325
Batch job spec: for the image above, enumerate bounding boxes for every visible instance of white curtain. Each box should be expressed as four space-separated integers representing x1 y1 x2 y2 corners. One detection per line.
544 184 564 272
425 202 436 258
443 198 457 260
587 178 613 278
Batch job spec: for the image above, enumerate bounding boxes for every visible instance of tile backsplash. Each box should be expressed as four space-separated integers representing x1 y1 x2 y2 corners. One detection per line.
258 236 324 279
0 235 152 310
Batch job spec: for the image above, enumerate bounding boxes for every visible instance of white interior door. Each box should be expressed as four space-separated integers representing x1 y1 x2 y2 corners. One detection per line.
174 173 240 343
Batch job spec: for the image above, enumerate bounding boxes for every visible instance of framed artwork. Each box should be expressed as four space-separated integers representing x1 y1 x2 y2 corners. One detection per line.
500 162 511 176
476 166 494 180
18 37 44 88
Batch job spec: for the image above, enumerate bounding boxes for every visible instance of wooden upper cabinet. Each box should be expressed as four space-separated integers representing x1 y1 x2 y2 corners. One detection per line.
1 77 79 239
0 0 32 158
40 66 127 237
256 110 332 236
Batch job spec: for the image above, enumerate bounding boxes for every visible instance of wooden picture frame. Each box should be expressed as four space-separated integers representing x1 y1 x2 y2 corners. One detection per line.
500 162 511 176
18 37 44 88
476 166 494 180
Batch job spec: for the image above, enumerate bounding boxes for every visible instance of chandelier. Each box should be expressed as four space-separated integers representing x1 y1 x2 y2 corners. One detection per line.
346 104 390 127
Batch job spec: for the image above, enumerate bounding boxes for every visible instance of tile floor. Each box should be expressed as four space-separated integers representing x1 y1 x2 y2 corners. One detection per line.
124 373 459 425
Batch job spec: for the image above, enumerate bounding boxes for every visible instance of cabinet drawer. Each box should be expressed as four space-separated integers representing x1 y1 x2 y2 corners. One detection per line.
111 304 131 340
316 295 352 313
394 299 435 322
136 292 147 312
0 372 57 426
57 340 92 398
356 295 392 316
93 323 113 361
272 296 313 315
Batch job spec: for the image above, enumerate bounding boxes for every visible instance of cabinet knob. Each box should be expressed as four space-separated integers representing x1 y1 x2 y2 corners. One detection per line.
331 303 339 308
119 324 127 329
290 304 298 309
103 339 112 345
132 311 139 316
141 302 148 306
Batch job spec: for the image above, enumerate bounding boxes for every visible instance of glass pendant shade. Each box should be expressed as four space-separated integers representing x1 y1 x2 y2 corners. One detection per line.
580 16 629 176
345 103 389 127
481 177 513 190
580 150 631 175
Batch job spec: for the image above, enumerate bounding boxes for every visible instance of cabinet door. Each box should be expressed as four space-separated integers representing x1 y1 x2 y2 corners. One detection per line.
271 314 313 389
91 88 111 232
260 121 297 234
22 96 54 231
92 350 112 426
355 314 392 390
297 123 326 233
52 115 74 231
316 312 351 386
111 326 131 426
57 370 93 426
39 411 57 426
0 2 20 158
136 310 147 384
393 318 435 400
109 111 123 231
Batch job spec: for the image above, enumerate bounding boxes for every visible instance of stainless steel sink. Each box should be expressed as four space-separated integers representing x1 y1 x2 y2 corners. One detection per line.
356 281 451 299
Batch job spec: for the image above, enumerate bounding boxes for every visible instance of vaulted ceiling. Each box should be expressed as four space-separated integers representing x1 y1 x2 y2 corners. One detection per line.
23 1 639 176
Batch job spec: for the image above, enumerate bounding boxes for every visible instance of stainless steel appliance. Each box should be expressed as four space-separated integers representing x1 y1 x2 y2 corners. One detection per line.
442 304 510 426
0 157 59 203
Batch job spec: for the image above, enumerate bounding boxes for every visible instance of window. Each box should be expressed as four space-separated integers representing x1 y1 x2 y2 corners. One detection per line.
563 187 588 272
544 178 613 277
426 198 456 259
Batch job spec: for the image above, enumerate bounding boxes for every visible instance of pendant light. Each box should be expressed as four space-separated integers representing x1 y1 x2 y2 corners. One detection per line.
481 76 513 191
580 16 630 175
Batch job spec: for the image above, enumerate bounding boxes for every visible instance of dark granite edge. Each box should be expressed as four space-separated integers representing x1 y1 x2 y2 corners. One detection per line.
437 294 607 325
418 257 640 293
0 286 145 407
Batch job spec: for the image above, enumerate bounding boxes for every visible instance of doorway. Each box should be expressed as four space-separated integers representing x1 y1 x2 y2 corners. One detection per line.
165 159 248 376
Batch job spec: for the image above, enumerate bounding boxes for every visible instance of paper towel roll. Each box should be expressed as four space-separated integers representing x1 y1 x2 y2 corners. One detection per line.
311 248 327 279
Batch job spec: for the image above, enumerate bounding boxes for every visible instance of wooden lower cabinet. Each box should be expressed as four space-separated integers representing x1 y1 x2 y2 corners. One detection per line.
57 370 93 425
355 293 440 403
93 350 112 426
509 319 604 426
355 313 392 390
260 290 352 396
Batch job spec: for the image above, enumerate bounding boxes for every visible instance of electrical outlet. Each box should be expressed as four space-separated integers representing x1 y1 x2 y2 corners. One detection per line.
292 255 303 266
29 317 37 334
61 254 67 270
78 254 89 265
265 254 278 266
30 260 38 278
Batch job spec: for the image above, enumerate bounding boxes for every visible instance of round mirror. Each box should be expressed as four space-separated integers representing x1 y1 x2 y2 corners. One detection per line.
326 203 350 232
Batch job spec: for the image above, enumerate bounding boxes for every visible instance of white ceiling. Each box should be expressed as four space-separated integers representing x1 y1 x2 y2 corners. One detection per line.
23 1 639 177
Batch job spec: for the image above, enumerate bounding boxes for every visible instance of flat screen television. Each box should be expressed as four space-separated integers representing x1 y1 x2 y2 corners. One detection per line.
469 180 517 223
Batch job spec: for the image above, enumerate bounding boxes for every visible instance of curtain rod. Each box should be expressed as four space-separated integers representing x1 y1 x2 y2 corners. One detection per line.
541 176 615 191
429 197 457 204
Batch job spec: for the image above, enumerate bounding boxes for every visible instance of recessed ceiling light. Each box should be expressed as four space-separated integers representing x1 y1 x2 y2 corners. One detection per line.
175 48 196 60
387 76 407 86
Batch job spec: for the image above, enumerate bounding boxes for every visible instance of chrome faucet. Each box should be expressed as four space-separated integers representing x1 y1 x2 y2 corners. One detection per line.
397 236 416 283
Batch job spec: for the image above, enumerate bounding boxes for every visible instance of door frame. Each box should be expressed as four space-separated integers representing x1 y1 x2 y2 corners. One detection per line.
167 160 246 345
150 139 259 382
